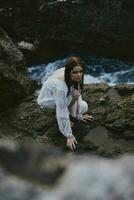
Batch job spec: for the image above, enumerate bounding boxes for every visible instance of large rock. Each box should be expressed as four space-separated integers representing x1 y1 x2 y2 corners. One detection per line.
1 0 134 62
0 27 37 112
0 141 134 200
0 83 133 156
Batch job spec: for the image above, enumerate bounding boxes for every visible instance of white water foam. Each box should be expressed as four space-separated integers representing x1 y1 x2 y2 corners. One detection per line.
96 68 134 85
27 57 134 86
27 58 66 84
84 74 101 84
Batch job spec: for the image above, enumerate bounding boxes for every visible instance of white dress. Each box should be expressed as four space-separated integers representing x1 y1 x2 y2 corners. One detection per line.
37 67 88 138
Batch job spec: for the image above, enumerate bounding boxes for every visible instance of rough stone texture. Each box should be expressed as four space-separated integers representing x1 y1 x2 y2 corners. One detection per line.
1 0 134 63
0 27 25 70
114 83 134 96
0 141 134 200
0 27 37 112
0 83 133 156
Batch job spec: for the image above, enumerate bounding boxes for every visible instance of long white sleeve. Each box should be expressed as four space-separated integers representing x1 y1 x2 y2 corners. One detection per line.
37 82 55 108
53 88 73 138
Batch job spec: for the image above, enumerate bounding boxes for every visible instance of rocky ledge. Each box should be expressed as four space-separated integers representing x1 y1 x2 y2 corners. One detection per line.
0 82 133 157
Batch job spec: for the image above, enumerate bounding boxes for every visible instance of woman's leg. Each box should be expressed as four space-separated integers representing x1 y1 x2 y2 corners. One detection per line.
69 96 88 119
79 100 88 115
68 100 78 118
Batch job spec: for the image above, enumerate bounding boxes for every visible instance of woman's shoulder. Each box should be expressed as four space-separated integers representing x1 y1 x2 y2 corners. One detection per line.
47 76 67 91
49 67 65 80
47 68 67 90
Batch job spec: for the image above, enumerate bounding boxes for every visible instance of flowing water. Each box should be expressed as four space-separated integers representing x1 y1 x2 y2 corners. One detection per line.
27 53 134 85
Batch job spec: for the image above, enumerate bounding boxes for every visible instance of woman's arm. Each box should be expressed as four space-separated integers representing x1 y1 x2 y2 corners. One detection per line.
53 89 73 137
68 89 80 111
53 88 78 150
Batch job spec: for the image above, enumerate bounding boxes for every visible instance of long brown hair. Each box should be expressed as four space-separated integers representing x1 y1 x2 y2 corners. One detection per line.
64 56 85 96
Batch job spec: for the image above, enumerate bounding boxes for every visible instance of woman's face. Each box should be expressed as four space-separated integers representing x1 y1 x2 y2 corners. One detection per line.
70 65 83 83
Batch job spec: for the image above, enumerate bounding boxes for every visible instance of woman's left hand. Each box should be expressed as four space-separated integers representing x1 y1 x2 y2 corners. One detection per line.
67 136 78 151
80 114 94 123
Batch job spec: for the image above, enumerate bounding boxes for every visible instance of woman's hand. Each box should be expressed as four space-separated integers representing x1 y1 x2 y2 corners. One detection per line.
80 114 94 123
67 136 78 150
71 89 80 101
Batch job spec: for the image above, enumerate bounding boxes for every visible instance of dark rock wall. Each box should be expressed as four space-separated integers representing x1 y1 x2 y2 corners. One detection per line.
0 0 134 61
0 27 37 112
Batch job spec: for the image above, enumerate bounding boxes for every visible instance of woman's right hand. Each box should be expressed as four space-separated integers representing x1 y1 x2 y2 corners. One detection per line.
67 136 78 150
71 89 80 101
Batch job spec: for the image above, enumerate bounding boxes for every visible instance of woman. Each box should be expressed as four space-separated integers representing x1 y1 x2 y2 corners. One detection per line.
37 56 93 150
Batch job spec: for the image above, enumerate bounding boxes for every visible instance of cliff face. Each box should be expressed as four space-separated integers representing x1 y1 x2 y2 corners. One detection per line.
0 0 134 62
0 27 37 112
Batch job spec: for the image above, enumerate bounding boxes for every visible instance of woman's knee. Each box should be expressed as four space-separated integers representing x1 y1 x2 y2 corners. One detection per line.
80 100 88 114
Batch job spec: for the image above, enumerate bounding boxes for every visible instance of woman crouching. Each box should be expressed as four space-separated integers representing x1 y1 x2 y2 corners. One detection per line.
37 56 93 150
